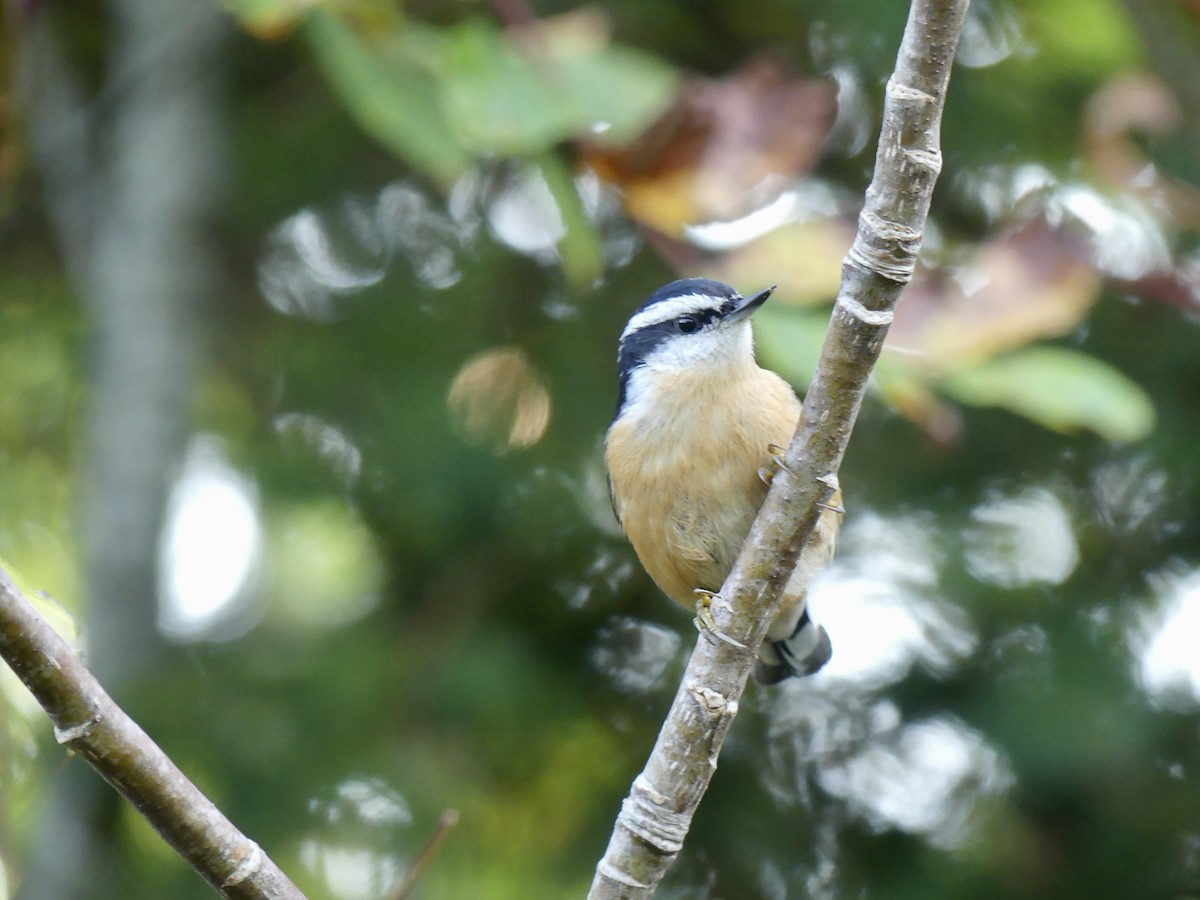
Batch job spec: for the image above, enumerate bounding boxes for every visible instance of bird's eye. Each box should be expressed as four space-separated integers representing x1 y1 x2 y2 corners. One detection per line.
677 316 699 334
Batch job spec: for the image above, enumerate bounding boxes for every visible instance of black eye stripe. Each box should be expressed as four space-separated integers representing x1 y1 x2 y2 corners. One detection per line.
677 309 718 332
614 279 745 421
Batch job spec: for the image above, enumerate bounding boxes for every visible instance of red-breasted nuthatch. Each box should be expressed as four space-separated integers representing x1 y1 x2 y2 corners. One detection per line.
605 278 842 683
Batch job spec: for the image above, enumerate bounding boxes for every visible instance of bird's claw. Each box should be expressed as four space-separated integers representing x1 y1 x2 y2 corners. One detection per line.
816 472 845 514
693 589 748 650
767 443 793 475
759 443 793 486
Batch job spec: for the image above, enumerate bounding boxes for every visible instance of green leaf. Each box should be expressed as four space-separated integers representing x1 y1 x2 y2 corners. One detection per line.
304 13 676 182
1023 0 1140 79
306 13 473 186
752 305 829 388
0 556 79 645
550 41 680 145
432 19 677 156
940 347 1155 442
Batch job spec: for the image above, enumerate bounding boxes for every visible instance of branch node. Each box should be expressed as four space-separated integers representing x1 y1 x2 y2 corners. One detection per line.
902 147 943 173
862 210 921 244
616 775 691 853
596 859 650 890
53 715 100 745
633 773 668 806
221 839 264 888
847 211 922 283
687 682 737 718
835 296 895 327
887 78 935 104
816 473 841 491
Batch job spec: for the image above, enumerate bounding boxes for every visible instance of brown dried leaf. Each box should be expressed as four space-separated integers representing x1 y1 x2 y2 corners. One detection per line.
1083 71 1200 228
713 220 851 307
584 56 836 235
888 220 1101 372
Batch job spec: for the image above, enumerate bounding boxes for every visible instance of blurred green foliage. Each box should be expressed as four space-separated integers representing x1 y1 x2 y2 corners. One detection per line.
4 0 1200 899
941 346 1156 442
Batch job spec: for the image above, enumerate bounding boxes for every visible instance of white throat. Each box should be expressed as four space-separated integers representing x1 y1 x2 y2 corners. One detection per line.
620 322 757 424
646 320 755 373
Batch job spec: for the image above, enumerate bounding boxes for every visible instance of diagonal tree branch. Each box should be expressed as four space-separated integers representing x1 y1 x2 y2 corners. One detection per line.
0 568 307 900
588 1 969 896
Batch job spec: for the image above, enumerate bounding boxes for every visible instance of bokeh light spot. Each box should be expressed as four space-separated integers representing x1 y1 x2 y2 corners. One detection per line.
447 346 551 452
159 437 262 641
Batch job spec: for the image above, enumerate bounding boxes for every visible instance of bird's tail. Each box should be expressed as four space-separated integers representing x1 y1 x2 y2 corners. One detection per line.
754 607 832 685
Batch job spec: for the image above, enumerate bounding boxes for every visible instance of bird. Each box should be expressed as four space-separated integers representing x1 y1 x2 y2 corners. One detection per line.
604 277 842 683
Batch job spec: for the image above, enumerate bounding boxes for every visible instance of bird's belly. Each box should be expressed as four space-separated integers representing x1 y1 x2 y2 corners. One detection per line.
627 475 759 606
606 411 774 608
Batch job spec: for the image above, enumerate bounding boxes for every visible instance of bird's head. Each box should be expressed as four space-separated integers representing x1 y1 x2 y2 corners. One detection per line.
614 278 774 411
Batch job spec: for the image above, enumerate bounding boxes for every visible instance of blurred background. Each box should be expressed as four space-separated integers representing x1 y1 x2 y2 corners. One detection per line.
2 0 1200 897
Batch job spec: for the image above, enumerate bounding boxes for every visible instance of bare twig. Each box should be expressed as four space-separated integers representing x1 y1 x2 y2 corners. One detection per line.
387 808 460 900
0 568 306 900
588 1 969 896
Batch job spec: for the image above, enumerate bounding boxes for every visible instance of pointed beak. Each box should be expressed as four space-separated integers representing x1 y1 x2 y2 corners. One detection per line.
721 285 775 326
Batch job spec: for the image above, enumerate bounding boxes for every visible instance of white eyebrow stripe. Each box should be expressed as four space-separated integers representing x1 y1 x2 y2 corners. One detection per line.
619 293 733 340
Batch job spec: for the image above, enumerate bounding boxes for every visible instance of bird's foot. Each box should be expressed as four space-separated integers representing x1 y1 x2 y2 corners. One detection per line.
816 472 845 514
768 443 792 473
758 443 793 486
693 589 748 650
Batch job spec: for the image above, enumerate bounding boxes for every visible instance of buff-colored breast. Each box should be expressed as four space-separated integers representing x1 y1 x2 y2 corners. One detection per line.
605 365 802 609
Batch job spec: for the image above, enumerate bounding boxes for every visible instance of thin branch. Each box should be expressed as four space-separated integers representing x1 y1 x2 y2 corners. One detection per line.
0 568 307 900
588 1 969 896
387 808 460 900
